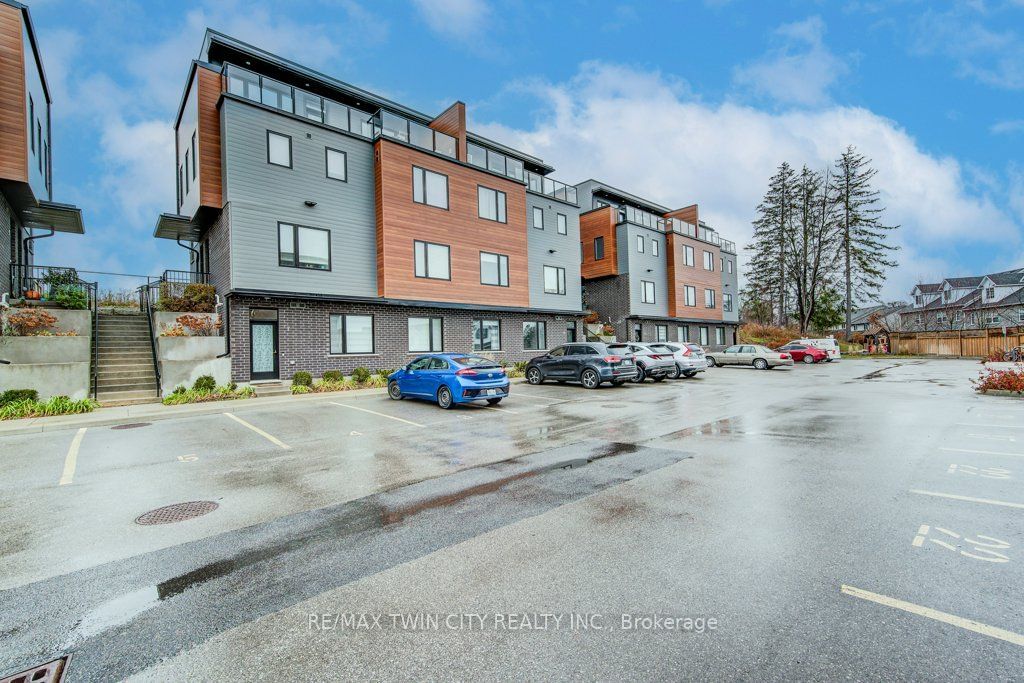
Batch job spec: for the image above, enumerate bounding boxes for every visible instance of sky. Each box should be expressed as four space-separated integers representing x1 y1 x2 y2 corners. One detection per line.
27 0 1024 302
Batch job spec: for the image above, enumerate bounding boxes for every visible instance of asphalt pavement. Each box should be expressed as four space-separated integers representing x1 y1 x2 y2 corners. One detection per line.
1 358 1023 680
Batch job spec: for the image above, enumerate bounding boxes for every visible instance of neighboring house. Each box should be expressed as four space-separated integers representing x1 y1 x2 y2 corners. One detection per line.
0 0 84 299
574 180 739 348
153 30 584 382
900 268 1024 332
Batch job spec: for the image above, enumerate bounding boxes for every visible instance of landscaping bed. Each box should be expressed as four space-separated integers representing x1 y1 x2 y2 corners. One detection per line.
0 390 97 420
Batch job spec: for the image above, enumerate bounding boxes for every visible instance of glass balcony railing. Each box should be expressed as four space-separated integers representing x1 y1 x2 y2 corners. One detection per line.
720 239 736 254
525 171 578 203
666 217 697 238
468 141 525 183
224 64 455 159
621 205 666 231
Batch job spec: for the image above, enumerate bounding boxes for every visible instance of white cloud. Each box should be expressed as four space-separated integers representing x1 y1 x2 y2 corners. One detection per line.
912 5 1024 90
733 16 849 107
411 0 490 44
991 119 1024 134
474 61 1022 301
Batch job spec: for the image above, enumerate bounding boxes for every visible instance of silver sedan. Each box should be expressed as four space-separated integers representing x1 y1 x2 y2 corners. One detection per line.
705 344 794 370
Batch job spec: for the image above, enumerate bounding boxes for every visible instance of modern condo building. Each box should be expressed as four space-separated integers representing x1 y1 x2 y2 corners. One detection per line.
575 180 738 348
155 31 584 382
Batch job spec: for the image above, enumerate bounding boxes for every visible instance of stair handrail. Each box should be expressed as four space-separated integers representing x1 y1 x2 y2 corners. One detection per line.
139 278 162 395
89 280 98 399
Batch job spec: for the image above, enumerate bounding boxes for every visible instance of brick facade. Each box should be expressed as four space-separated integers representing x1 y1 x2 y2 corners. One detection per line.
0 191 13 295
227 293 582 382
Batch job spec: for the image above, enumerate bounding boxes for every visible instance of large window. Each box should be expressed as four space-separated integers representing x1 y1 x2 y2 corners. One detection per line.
727 259 734 274
478 186 507 222
414 240 450 280
716 327 725 345
279 223 330 270
684 245 694 266
533 206 544 230
267 131 292 168
412 166 448 209
723 293 734 312
641 280 656 304
408 317 443 352
703 250 714 271
326 148 347 181
523 321 547 350
656 325 668 342
544 266 566 295
678 325 689 342
699 326 709 346
705 288 716 308
594 236 605 260
636 234 645 253
473 319 501 351
557 213 567 235
480 251 509 287
684 285 696 307
330 314 374 354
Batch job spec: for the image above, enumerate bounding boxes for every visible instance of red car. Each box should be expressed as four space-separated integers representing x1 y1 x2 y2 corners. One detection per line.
776 343 828 364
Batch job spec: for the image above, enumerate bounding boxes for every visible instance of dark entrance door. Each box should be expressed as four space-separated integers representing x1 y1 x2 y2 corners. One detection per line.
250 320 279 380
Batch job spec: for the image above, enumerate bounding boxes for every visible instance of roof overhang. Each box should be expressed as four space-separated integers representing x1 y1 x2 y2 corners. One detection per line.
154 213 203 241
22 200 84 234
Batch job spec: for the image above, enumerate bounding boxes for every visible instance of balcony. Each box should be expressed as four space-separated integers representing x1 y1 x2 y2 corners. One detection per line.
525 171 578 203
371 109 457 159
8 264 97 306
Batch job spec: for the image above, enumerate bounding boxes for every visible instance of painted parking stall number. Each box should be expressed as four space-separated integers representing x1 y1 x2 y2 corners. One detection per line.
947 464 1012 479
912 525 1011 563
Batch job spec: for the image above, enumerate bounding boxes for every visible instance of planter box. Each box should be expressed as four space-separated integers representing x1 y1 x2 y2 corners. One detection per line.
980 389 1024 398
157 336 225 361
0 336 90 364
0 362 90 400
160 357 231 396
1 308 91 335
153 311 219 338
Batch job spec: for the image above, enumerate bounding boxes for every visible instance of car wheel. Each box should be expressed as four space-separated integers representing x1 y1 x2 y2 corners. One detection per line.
753 358 769 370
581 368 601 389
683 371 697 378
669 365 682 379
706 357 717 367
387 380 403 400
437 386 455 409
630 365 647 383
526 367 543 385
486 397 502 405
802 355 814 364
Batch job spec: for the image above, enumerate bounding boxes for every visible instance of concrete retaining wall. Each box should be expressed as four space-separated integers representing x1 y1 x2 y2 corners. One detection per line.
0 336 92 399
153 311 220 338
157 336 229 395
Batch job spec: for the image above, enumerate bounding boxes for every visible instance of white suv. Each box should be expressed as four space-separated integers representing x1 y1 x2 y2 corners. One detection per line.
650 343 707 378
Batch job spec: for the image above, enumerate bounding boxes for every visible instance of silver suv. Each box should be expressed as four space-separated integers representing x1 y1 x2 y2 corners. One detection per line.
650 343 707 378
626 343 676 383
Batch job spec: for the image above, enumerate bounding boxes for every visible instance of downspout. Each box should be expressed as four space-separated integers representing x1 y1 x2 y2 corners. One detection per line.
177 239 200 270
217 293 231 358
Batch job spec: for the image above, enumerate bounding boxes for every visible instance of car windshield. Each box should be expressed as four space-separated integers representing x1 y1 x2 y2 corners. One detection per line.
650 344 674 354
686 344 703 352
606 344 631 356
754 346 773 353
451 356 500 369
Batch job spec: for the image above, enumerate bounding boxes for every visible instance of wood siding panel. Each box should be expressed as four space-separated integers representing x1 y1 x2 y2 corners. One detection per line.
666 232 722 321
0 4 26 183
666 204 698 225
429 101 467 162
197 66 223 208
579 206 618 280
375 139 529 307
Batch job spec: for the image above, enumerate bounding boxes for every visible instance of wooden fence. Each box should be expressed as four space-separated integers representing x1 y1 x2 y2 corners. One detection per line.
891 329 1024 357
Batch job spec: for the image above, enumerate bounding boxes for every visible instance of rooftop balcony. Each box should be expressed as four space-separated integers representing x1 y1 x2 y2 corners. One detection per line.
525 171 578 204
616 206 735 251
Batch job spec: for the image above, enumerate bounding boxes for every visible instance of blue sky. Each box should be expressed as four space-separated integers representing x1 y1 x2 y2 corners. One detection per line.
29 0 1024 301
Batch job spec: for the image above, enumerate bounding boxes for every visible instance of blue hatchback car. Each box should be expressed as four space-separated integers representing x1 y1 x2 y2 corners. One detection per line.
387 354 510 409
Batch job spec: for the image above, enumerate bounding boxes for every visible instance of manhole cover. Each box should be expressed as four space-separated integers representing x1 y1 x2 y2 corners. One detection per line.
111 422 151 430
135 501 219 525
1 656 69 683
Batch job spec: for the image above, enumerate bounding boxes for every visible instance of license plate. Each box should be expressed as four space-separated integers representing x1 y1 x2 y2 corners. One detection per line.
484 389 498 396
621 360 633 365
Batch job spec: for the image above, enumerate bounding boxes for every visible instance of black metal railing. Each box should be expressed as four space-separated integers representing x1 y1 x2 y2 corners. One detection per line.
136 270 212 391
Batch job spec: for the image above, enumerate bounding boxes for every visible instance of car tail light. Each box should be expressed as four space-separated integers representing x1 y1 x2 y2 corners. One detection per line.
779 353 790 359
455 368 477 376
680 347 691 356
604 355 622 363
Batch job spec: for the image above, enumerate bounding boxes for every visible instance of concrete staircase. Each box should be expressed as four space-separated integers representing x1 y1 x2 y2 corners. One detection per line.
95 314 160 406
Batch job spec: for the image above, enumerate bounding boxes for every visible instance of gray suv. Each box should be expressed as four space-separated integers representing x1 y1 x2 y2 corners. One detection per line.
625 343 675 383
525 342 638 389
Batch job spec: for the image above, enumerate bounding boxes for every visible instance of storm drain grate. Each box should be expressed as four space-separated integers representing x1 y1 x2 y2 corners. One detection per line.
110 422 151 430
135 501 219 525
0 656 69 683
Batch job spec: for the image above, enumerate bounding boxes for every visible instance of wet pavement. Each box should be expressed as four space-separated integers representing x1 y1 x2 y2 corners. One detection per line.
1 358 1023 680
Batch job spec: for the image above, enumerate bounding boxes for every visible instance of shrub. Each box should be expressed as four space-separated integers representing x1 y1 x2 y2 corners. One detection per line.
0 389 38 405
322 369 344 382
98 289 140 309
739 323 802 350
973 367 1024 394
42 268 80 290
157 282 216 313
364 374 387 388
162 384 254 405
193 375 217 392
0 395 98 420
291 384 311 394
172 385 187 395
981 350 1006 364
52 285 89 310
4 308 57 336
351 366 371 384
292 371 312 387
313 378 358 393
174 314 221 336
375 368 392 378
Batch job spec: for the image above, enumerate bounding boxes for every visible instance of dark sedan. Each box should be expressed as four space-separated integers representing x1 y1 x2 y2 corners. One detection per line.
525 342 637 389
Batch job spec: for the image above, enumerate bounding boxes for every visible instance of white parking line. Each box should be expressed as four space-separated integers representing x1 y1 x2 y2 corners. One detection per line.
909 489 1024 510
473 405 521 414
957 423 1024 429
330 402 424 428
940 447 1024 458
58 428 87 486
224 413 291 450
841 585 1024 647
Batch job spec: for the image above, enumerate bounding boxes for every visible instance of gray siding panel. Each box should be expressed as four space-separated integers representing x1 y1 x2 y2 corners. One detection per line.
625 224 669 317
221 98 377 297
23 24 48 201
525 192 582 312
721 253 739 322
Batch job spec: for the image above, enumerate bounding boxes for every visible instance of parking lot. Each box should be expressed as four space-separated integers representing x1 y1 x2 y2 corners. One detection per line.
2 357 1023 679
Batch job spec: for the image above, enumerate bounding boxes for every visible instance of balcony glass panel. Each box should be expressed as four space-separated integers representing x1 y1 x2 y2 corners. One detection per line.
467 142 487 168
350 109 373 137
487 150 506 175
261 77 293 112
324 100 349 129
295 89 323 122
409 121 434 150
381 110 409 142
226 65 260 102
434 131 456 158
506 157 524 181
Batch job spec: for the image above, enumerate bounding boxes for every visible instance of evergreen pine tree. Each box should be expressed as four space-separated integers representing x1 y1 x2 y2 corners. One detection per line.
832 146 900 338
746 162 796 326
